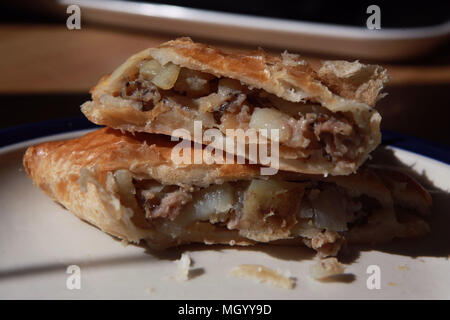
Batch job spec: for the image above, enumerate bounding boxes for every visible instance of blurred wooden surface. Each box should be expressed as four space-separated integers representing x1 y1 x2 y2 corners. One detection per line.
1 24 450 93
0 25 169 93
0 24 449 146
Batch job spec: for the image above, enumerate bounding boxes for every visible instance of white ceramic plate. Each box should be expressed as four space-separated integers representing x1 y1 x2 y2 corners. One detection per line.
1 130 449 299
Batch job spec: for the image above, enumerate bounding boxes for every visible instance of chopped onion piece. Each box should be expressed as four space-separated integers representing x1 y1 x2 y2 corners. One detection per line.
139 59 163 80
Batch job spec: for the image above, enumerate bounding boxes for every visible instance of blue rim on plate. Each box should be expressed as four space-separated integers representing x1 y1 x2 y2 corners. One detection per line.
0 117 99 148
381 131 450 165
0 117 449 165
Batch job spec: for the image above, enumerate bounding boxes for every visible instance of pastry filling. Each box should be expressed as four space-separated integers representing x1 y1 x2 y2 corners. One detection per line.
116 59 366 167
130 177 380 256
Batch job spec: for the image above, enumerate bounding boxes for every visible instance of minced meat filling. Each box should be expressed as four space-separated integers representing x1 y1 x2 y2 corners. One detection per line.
120 60 365 163
133 178 374 236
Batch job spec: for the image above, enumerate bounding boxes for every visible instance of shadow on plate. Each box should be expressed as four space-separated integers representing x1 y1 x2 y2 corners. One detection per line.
0 254 156 281
145 242 316 262
340 146 450 263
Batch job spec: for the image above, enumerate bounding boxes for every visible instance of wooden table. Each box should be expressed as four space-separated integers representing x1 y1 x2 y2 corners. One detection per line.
1 24 449 146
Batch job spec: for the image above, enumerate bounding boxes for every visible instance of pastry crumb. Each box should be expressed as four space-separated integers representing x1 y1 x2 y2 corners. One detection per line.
397 265 409 271
174 253 191 281
309 257 345 280
145 287 155 294
231 264 295 289
388 282 399 286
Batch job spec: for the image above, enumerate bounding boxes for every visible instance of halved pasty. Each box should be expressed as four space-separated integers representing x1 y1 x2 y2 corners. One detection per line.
81 38 388 176
24 128 431 256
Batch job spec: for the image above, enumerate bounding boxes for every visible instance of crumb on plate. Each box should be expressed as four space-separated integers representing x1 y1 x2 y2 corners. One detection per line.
145 287 155 294
388 282 399 286
309 257 345 280
231 264 295 289
397 265 409 271
174 252 191 281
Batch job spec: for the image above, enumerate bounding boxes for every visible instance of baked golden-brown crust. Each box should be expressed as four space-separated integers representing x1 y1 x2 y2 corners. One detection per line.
24 128 260 189
149 38 387 108
24 128 430 250
315 60 388 106
81 38 387 176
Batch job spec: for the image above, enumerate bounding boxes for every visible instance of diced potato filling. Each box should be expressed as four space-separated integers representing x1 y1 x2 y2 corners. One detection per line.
139 60 164 80
249 108 291 143
179 183 235 225
152 63 180 90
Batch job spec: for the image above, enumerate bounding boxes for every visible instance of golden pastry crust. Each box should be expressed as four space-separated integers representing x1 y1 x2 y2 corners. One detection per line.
316 60 388 106
149 38 387 108
24 128 430 251
24 128 260 188
81 38 387 176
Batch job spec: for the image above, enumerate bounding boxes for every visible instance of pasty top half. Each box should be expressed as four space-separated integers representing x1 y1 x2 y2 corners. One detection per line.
81 37 389 176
